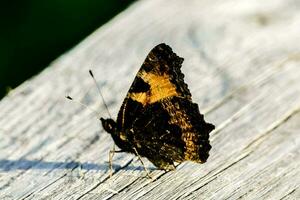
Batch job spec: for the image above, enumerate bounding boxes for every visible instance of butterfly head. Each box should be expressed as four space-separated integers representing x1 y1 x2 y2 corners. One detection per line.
100 118 117 134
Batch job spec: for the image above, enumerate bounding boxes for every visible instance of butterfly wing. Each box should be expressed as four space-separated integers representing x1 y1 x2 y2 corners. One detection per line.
116 43 214 169
132 96 214 169
117 43 189 129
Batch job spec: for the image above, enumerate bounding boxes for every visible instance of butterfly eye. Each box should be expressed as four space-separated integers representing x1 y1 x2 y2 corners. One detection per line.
100 118 117 134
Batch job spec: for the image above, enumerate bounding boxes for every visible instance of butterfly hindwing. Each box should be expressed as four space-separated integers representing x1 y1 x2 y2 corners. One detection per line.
131 96 214 170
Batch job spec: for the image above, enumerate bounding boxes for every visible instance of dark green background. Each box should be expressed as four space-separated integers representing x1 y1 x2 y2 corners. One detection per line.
0 0 135 99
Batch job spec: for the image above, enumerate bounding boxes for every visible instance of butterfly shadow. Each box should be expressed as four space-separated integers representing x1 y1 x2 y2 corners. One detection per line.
0 159 156 172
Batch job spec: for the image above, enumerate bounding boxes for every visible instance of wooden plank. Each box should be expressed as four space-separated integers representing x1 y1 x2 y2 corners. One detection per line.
0 0 300 199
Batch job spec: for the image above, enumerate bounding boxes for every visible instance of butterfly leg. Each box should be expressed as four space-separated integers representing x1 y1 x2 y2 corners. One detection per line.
109 145 115 177
133 147 153 180
108 144 125 177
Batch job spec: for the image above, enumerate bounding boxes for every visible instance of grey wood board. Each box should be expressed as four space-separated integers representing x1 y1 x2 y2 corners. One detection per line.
0 0 300 199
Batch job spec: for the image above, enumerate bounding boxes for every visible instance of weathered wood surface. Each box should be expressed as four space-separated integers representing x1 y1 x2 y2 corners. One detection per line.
1 0 300 199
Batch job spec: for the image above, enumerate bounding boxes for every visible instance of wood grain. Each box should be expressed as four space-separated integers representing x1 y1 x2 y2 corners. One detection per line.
0 0 300 199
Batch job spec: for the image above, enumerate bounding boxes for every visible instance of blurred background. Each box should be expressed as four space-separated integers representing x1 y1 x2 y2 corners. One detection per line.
0 0 135 99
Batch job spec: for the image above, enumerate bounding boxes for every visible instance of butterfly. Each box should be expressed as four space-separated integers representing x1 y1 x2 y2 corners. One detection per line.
100 43 215 171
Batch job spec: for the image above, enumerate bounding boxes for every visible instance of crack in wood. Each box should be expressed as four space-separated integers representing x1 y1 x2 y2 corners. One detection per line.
17 134 100 199
243 105 300 151
75 158 134 200
279 188 297 200
181 153 251 199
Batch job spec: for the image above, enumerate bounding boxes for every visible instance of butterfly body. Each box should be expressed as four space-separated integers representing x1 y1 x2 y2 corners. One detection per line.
101 43 214 170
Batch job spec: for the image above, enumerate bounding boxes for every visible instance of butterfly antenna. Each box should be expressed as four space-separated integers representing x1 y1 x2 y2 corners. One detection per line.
66 95 101 119
89 69 112 118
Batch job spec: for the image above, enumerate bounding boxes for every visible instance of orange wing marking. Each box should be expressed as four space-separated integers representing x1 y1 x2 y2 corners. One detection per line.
129 71 178 106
